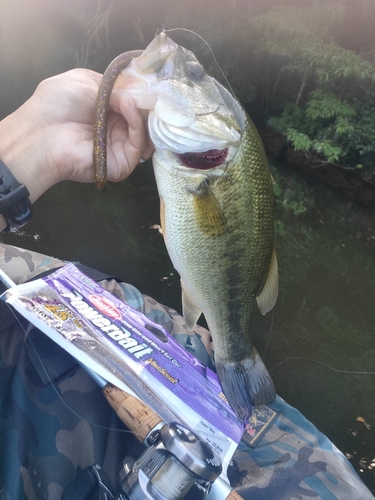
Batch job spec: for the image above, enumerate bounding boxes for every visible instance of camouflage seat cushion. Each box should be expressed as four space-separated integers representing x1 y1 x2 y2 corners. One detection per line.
0 243 373 500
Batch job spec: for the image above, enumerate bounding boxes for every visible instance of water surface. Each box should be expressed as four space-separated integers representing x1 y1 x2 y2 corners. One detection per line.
1 159 374 493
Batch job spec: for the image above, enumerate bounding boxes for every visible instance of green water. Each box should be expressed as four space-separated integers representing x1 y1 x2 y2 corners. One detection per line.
1 160 374 493
260 162 375 492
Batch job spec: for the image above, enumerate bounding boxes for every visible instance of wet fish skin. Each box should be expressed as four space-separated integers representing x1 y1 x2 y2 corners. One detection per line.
94 32 278 423
153 114 278 423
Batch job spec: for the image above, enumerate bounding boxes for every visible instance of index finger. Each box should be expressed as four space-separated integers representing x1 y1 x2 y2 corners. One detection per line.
119 94 154 163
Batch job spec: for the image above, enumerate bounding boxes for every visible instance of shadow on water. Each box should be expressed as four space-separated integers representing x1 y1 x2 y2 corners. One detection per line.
1 157 374 492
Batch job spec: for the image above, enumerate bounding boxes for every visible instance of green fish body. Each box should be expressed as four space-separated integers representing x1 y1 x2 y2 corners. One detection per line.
153 116 278 423
94 32 278 422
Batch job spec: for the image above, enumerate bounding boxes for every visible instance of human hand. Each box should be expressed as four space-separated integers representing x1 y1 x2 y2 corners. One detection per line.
0 68 154 204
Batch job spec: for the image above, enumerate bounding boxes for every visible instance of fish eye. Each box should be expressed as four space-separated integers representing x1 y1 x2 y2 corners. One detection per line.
186 61 205 80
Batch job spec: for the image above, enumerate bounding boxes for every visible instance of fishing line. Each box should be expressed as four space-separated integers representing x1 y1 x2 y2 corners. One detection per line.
7 306 141 437
162 27 237 98
232 0 254 21
261 308 275 360
270 356 375 375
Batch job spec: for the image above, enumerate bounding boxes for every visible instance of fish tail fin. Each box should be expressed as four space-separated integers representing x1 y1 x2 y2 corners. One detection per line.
216 348 276 424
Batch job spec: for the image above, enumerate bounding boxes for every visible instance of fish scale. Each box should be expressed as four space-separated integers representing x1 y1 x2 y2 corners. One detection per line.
160 123 272 357
153 118 277 422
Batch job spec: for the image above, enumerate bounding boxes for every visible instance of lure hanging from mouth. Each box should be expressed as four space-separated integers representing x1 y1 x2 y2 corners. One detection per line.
93 49 143 190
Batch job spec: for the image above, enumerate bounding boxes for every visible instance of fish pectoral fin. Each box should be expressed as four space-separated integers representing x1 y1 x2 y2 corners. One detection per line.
188 180 228 237
181 283 202 332
256 249 278 315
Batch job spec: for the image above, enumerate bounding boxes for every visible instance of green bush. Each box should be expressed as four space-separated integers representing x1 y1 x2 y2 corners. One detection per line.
252 1 375 172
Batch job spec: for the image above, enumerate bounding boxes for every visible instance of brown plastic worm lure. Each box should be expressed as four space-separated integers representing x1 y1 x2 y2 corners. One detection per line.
93 50 143 190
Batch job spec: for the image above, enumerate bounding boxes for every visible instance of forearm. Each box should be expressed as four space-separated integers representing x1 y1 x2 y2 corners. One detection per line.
0 68 152 233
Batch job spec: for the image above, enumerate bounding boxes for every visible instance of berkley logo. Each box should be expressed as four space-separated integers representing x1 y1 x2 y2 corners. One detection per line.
89 294 122 320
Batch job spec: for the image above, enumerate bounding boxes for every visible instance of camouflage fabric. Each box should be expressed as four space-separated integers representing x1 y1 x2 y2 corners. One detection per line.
0 243 374 500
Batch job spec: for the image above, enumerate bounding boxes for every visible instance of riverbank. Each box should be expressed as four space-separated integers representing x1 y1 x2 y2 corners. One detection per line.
259 125 375 207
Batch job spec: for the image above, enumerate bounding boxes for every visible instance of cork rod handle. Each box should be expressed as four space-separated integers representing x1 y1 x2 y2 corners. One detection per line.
103 383 163 442
225 490 244 500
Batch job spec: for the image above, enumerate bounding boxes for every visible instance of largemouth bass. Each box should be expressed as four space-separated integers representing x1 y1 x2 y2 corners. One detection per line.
94 32 278 423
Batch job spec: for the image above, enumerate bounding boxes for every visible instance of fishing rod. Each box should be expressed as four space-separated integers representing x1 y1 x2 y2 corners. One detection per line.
98 378 243 500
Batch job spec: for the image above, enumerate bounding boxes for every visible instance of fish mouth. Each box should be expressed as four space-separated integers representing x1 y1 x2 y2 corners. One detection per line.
178 148 228 170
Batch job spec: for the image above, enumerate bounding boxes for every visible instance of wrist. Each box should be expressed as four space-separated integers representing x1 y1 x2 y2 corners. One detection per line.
0 159 33 232
0 100 58 204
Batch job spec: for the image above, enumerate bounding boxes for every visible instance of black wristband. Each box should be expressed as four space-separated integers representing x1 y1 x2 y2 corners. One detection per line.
0 159 33 232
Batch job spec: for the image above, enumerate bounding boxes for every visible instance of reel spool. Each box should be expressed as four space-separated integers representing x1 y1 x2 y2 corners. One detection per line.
118 422 222 500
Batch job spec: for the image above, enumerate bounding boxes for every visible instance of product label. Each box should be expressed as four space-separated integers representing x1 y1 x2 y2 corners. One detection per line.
44 266 241 437
2 263 245 466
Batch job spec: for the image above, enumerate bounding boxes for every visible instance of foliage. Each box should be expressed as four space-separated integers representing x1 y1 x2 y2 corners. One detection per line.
273 177 309 217
271 165 315 238
251 1 375 172
270 88 375 169
348 93 375 166
254 3 375 85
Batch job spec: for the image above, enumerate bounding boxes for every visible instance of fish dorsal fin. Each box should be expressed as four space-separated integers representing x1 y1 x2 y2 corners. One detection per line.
256 249 278 315
189 180 228 237
181 282 202 332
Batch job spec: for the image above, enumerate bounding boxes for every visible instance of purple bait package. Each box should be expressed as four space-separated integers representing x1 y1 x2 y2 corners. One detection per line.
3 263 243 467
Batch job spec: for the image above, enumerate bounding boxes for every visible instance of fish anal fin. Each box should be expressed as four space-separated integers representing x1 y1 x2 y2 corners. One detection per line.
189 181 227 237
181 282 202 332
256 249 278 315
